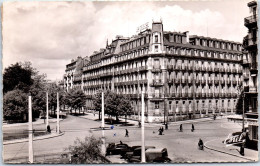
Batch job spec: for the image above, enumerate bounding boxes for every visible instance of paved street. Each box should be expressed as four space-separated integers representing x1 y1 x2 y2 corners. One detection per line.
3 114 258 163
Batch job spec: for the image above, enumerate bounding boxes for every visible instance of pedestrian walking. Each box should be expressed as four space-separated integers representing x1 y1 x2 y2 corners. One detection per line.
191 124 195 132
198 138 204 150
165 123 168 130
179 124 183 132
161 126 164 133
47 125 51 133
158 127 162 135
125 129 129 137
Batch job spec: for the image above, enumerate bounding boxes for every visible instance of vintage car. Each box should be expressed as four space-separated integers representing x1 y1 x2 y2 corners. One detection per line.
146 148 171 163
126 146 155 162
106 143 130 155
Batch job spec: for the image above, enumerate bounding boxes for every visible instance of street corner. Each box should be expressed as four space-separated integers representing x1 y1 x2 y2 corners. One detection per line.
204 138 257 162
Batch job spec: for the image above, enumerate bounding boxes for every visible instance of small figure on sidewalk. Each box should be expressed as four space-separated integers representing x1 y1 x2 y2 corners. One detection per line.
158 127 162 135
179 124 183 132
165 123 168 130
47 125 51 133
191 124 195 132
120 140 123 144
138 121 141 128
240 142 245 156
213 114 216 120
161 126 164 133
198 138 204 150
125 129 129 137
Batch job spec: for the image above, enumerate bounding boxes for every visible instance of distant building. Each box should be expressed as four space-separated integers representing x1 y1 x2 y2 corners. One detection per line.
74 21 244 123
62 56 89 91
243 1 258 147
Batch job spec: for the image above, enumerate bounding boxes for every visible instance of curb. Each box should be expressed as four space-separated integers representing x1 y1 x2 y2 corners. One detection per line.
3 119 64 128
204 142 256 162
3 132 65 145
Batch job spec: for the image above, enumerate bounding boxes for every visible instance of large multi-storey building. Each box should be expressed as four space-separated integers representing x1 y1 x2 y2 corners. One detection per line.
78 21 244 123
61 56 89 91
243 1 258 148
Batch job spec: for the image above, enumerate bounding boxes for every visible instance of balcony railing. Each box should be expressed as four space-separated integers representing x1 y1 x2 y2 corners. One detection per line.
225 68 231 73
250 62 258 74
214 93 219 98
152 93 163 98
244 15 257 27
231 93 237 98
188 93 193 98
208 93 213 98
244 35 257 48
249 87 257 93
232 69 237 73
151 68 162 72
167 65 173 70
214 68 219 72
181 78 187 84
139 66 148 71
226 93 231 98
219 68 225 73
150 80 164 86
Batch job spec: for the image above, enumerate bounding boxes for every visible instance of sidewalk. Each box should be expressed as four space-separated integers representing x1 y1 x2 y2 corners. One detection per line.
3 118 63 128
3 132 64 145
204 138 258 162
77 112 225 128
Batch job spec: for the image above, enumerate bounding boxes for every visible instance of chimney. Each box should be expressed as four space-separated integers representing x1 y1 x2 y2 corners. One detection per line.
184 31 189 43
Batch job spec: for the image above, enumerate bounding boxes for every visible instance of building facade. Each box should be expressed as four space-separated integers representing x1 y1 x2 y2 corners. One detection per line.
61 56 89 91
243 1 258 147
78 21 244 123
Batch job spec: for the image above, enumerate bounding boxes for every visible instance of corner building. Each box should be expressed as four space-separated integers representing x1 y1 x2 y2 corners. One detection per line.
243 1 258 147
82 21 244 123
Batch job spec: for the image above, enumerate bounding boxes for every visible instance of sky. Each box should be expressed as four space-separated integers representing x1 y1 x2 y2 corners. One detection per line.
3 0 251 81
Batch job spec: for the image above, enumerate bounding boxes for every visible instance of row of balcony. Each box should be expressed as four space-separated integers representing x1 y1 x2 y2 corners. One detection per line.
152 93 238 98
167 78 242 85
84 92 237 100
167 65 242 73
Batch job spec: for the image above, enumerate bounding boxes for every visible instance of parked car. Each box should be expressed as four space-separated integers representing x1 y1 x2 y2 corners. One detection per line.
120 146 141 159
106 143 130 155
128 148 171 163
126 146 155 162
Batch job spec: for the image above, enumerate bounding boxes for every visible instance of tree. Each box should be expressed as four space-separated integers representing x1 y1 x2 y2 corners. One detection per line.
92 90 110 120
118 95 133 124
29 73 48 118
3 63 33 94
92 90 134 123
3 89 28 122
66 136 108 164
66 88 87 115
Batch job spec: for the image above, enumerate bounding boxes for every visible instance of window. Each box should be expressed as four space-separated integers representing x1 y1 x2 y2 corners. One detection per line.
155 35 158 43
169 101 172 110
202 101 205 109
155 101 159 109
155 45 159 52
